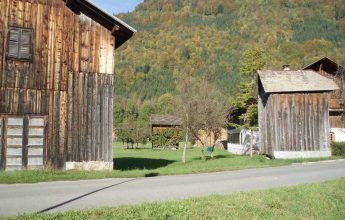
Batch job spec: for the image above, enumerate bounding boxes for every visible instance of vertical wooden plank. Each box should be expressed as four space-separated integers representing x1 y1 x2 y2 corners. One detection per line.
66 72 73 161
31 1 39 89
108 76 114 162
89 21 96 74
106 33 114 74
60 7 69 91
82 73 88 160
319 93 331 150
91 73 97 160
78 72 83 161
104 76 109 161
54 4 62 91
93 23 100 74
0 0 10 86
72 72 79 161
72 13 80 73
59 91 67 168
40 1 49 90
46 0 55 91
87 74 92 161
99 28 106 74
9 0 19 27
96 74 101 160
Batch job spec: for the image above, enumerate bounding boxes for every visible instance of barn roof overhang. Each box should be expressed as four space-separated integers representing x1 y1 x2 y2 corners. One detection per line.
303 57 344 75
258 70 339 94
64 0 136 49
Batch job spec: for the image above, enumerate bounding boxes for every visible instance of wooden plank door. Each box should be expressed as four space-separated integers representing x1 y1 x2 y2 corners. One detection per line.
27 117 45 169
0 115 46 171
5 117 25 171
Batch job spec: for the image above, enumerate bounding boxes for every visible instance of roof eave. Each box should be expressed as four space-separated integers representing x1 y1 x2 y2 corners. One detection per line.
64 0 136 49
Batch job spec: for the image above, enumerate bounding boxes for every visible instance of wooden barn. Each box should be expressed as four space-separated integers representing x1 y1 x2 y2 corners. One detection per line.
303 57 345 141
258 69 338 159
0 0 136 170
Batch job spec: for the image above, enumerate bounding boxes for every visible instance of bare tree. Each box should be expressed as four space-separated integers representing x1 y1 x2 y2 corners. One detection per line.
174 75 228 161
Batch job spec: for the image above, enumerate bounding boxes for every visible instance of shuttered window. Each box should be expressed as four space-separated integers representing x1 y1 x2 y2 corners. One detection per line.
7 27 33 61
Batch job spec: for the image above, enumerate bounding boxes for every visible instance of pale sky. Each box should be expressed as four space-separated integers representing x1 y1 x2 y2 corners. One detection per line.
92 0 144 14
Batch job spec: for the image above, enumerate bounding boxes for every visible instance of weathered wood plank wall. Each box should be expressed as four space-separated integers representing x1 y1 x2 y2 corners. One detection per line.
0 0 115 169
259 93 330 156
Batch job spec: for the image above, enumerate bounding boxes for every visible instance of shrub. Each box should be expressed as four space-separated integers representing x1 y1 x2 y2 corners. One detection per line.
151 128 183 148
331 142 345 156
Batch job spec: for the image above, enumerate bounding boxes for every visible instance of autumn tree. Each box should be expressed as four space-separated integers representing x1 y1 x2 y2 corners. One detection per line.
228 46 266 156
174 74 228 161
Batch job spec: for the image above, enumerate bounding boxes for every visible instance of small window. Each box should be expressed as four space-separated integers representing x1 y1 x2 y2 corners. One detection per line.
7 27 33 61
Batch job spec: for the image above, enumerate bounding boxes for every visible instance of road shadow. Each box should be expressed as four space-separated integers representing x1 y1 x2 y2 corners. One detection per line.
113 158 176 171
38 178 136 213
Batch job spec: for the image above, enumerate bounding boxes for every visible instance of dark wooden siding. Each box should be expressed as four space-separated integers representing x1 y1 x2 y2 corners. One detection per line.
259 92 330 156
0 0 115 169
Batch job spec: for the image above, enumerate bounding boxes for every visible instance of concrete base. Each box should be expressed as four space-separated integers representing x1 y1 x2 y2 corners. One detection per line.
227 144 247 155
273 151 331 159
66 161 113 171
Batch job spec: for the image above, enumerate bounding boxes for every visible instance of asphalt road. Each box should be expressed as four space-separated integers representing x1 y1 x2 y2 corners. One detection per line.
0 160 344 217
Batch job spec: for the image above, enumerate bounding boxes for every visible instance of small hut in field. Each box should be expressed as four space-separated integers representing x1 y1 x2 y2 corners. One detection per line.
303 57 345 141
150 114 182 148
258 69 338 158
0 0 136 170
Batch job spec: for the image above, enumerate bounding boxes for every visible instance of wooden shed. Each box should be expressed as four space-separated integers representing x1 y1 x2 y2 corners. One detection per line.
0 0 136 170
303 57 345 141
258 70 338 159
150 114 182 148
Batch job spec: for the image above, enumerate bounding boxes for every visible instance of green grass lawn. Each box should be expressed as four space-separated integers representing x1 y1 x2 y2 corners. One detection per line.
9 178 345 220
0 142 343 184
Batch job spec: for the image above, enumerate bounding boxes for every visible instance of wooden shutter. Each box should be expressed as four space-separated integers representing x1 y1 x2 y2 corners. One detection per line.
19 29 32 59
8 27 20 58
7 27 32 60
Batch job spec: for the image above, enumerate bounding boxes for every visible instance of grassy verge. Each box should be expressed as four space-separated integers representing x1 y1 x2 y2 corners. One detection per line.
0 143 344 184
9 178 345 220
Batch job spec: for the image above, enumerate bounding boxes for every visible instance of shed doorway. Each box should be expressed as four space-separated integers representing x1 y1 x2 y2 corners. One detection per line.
0 116 46 171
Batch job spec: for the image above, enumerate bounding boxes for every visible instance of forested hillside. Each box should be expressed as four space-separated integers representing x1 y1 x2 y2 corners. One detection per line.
112 0 345 142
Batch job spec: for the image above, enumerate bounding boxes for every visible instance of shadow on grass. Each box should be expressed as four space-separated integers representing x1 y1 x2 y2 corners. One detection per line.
190 154 235 161
113 158 176 171
145 172 159 177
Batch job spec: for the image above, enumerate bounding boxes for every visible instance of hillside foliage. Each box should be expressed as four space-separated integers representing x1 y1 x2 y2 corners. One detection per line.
113 0 345 141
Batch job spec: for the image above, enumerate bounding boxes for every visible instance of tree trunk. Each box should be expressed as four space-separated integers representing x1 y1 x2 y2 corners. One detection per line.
201 146 206 160
250 129 253 158
182 131 188 163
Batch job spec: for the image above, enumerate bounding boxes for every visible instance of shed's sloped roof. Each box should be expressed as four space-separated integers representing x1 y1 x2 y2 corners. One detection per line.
150 114 182 126
258 70 339 93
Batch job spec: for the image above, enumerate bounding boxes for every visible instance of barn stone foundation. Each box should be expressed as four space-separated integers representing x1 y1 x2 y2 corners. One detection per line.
65 161 113 171
273 150 331 159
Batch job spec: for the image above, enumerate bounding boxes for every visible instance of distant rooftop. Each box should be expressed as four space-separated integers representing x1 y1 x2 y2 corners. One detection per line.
150 114 182 126
258 70 339 93
303 57 344 75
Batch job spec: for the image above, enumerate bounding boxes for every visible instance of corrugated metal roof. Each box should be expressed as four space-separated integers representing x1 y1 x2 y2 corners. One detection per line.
150 114 182 126
258 70 339 93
